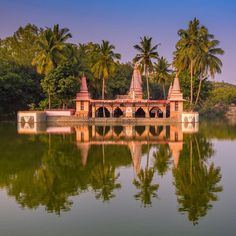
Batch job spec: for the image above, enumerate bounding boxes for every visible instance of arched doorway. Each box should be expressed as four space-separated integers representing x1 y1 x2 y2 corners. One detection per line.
113 107 123 117
149 107 163 118
135 107 146 118
96 107 110 117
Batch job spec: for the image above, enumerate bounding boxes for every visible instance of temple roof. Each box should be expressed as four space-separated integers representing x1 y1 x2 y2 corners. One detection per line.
76 75 90 100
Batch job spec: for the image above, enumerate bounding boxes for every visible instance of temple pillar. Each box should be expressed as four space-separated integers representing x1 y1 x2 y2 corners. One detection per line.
110 106 113 118
92 106 95 118
145 107 150 118
163 107 166 118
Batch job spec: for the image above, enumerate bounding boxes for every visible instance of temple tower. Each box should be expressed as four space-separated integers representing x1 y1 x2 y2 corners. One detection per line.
75 75 91 117
128 64 143 100
168 76 184 120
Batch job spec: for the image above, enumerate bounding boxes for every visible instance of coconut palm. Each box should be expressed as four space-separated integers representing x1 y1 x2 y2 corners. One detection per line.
173 18 207 110
32 24 72 108
91 40 121 116
133 36 159 99
194 38 224 108
91 40 121 100
32 24 72 74
154 57 172 99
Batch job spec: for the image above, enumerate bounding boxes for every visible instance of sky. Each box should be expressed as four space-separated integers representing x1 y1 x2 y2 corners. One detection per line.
0 0 236 84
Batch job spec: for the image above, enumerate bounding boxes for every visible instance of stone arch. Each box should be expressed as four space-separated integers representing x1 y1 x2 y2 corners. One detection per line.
135 107 146 118
95 107 110 117
149 107 163 118
113 107 124 118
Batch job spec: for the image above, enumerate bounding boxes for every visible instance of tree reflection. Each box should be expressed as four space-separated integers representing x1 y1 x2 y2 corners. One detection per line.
91 163 121 201
133 145 159 207
173 134 222 224
153 144 171 176
90 143 121 202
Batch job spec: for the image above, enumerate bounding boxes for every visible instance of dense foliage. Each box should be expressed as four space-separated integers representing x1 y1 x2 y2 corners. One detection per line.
0 59 42 116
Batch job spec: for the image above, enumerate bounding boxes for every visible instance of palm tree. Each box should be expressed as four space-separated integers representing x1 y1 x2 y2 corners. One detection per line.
32 24 72 108
133 36 159 99
91 40 121 116
173 18 207 110
194 38 224 108
91 41 121 100
154 57 172 99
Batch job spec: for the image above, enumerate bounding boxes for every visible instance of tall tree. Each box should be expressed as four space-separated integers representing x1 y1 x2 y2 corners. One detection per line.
91 40 121 116
133 36 159 99
32 24 72 108
194 38 224 108
153 57 172 99
173 18 207 110
0 24 41 66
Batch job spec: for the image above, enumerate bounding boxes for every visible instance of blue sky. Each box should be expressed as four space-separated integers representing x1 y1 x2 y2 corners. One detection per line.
0 0 236 83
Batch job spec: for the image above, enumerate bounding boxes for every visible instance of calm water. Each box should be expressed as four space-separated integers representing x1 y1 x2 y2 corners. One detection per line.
0 121 236 236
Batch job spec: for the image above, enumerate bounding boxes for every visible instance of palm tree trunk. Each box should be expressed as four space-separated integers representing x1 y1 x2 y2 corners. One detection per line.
190 60 193 111
162 83 166 99
190 136 193 184
144 65 150 100
102 77 105 117
194 77 203 109
147 75 150 100
48 89 51 109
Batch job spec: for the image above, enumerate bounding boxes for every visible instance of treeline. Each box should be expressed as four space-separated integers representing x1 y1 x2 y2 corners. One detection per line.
0 18 229 117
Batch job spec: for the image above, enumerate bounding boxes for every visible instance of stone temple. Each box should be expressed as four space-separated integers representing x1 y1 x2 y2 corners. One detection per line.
75 64 184 120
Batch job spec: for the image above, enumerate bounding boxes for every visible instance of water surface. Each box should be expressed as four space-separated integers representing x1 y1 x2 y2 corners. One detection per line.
0 121 236 236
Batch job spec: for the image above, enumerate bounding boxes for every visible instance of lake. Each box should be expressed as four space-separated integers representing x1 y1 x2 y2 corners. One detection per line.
0 120 236 236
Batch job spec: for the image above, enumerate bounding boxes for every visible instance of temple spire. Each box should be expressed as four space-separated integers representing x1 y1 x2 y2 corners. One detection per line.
168 75 184 101
76 75 90 100
129 63 142 99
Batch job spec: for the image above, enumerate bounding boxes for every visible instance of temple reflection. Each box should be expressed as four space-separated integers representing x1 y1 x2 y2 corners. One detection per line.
75 124 187 173
18 122 199 173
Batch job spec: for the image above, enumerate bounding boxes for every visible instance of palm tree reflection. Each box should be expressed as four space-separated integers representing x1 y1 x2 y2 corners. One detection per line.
133 145 159 207
90 144 121 202
173 134 222 224
153 144 171 176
